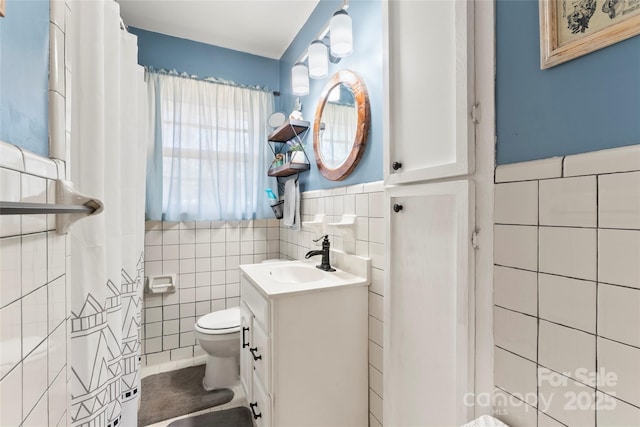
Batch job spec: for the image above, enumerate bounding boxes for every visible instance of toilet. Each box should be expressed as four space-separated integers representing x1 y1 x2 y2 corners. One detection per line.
194 307 241 390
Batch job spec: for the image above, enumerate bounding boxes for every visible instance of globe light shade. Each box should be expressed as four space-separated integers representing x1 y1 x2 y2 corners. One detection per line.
291 62 309 96
308 40 328 79
330 9 353 58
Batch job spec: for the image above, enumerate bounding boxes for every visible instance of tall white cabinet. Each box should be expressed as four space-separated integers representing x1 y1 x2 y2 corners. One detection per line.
383 0 477 426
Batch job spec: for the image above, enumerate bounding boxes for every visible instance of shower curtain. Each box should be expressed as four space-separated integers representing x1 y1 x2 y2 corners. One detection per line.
68 1 146 426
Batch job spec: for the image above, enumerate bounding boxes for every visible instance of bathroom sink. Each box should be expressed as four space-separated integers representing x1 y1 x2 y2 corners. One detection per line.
267 264 326 283
239 257 370 297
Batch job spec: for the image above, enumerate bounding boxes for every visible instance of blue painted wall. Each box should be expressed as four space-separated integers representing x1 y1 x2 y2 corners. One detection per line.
0 0 49 157
279 0 383 191
129 27 280 91
496 0 640 165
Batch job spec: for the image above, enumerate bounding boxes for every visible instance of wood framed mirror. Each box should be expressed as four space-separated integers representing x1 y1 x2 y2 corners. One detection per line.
313 70 370 181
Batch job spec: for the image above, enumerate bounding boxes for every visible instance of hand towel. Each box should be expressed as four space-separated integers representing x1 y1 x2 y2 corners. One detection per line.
283 177 300 230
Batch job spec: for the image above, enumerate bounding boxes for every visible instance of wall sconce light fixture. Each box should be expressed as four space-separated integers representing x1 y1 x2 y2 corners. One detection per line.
291 1 352 96
292 62 310 96
308 40 329 79
330 9 353 58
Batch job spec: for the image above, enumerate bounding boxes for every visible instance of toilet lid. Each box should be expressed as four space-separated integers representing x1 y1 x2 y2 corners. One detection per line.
196 307 240 330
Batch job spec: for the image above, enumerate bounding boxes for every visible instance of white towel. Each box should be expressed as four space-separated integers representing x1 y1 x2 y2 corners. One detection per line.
283 177 300 230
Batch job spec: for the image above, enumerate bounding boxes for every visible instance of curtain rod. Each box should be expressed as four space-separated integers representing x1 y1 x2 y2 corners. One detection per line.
145 67 276 95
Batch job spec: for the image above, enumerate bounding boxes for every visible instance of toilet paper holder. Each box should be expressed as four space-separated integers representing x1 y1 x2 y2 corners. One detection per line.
146 275 176 294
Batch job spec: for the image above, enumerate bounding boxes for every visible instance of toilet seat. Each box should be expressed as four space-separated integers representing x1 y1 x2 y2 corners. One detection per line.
196 307 241 335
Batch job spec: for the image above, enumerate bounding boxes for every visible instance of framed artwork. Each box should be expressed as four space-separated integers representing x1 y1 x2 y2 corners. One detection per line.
539 0 640 69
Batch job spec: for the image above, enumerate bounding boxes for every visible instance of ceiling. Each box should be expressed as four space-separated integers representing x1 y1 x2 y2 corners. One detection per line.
116 0 320 60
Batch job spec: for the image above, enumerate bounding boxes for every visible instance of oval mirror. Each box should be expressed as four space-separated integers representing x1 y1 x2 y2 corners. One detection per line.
313 70 370 181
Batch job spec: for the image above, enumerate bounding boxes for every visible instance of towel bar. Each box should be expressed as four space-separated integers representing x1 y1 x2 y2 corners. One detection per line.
0 201 96 215
0 180 103 234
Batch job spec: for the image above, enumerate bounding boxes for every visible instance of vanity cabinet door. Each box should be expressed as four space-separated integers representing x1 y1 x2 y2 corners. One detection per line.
239 301 253 400
383 0 475 185
251 371 272 427
251 319 271 391
385 180 475 426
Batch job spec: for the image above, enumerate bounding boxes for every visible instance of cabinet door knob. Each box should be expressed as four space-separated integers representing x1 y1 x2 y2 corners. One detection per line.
250 347 262 361
249 402 262 419
242 327 250 348
393 204 403 213
392 161 402 171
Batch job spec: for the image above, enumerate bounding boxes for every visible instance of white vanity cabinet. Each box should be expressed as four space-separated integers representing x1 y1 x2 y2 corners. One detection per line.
239 269 369 427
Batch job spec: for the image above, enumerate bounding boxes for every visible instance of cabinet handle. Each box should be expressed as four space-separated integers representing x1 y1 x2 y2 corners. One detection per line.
393 204 403 213
250 347 262 361
392 161 402 171
242 327 250 348
249 402 262 420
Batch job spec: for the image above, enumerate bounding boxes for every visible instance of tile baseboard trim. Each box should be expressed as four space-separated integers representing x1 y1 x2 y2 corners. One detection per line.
142 354 207 378
564 144 640 177
495 157 563 183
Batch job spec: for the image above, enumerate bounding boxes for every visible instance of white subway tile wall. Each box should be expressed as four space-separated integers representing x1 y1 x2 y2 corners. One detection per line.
279 181 385 427
493 307 537 362
494 180 538 225
493 145 640 427
494 387 537 427
142 219 280 364
0 156 68 427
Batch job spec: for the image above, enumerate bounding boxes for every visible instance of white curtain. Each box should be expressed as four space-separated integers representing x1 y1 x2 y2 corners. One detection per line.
68 1 146 426
320 102 357 166
145 71 276 222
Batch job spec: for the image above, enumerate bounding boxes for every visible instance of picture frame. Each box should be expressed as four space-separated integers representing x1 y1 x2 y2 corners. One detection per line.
539 0 640 69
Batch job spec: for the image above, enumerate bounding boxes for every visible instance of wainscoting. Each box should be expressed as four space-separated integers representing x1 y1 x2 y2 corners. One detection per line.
142 219 280 367
493 145 640 427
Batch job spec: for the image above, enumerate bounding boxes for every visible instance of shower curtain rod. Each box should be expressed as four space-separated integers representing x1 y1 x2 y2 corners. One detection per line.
0 201 97 215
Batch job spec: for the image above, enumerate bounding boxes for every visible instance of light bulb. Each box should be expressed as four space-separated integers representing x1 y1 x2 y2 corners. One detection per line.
291 62 309 96
330 9 353 58
308 40 328 79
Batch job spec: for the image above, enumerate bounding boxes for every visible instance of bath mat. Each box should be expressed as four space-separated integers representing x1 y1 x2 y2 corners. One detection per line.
138 365 234 426
167 407 253 427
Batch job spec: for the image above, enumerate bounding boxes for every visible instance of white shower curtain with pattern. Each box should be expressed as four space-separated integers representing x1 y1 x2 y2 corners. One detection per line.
68 1 146 426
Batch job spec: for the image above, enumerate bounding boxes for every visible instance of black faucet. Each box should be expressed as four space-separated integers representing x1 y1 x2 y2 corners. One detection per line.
305 235 336 272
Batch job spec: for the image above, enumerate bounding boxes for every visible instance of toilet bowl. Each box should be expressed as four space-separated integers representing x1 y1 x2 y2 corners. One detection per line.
194 307 241 390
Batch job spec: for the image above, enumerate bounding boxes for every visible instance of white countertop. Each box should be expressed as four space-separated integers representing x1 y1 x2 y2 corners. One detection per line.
239 258 370 298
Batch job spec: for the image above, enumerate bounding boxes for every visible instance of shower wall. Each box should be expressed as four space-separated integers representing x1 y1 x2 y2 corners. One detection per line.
0 144 68 427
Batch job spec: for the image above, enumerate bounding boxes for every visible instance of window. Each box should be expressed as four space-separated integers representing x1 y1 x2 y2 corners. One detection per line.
146 71 275 221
